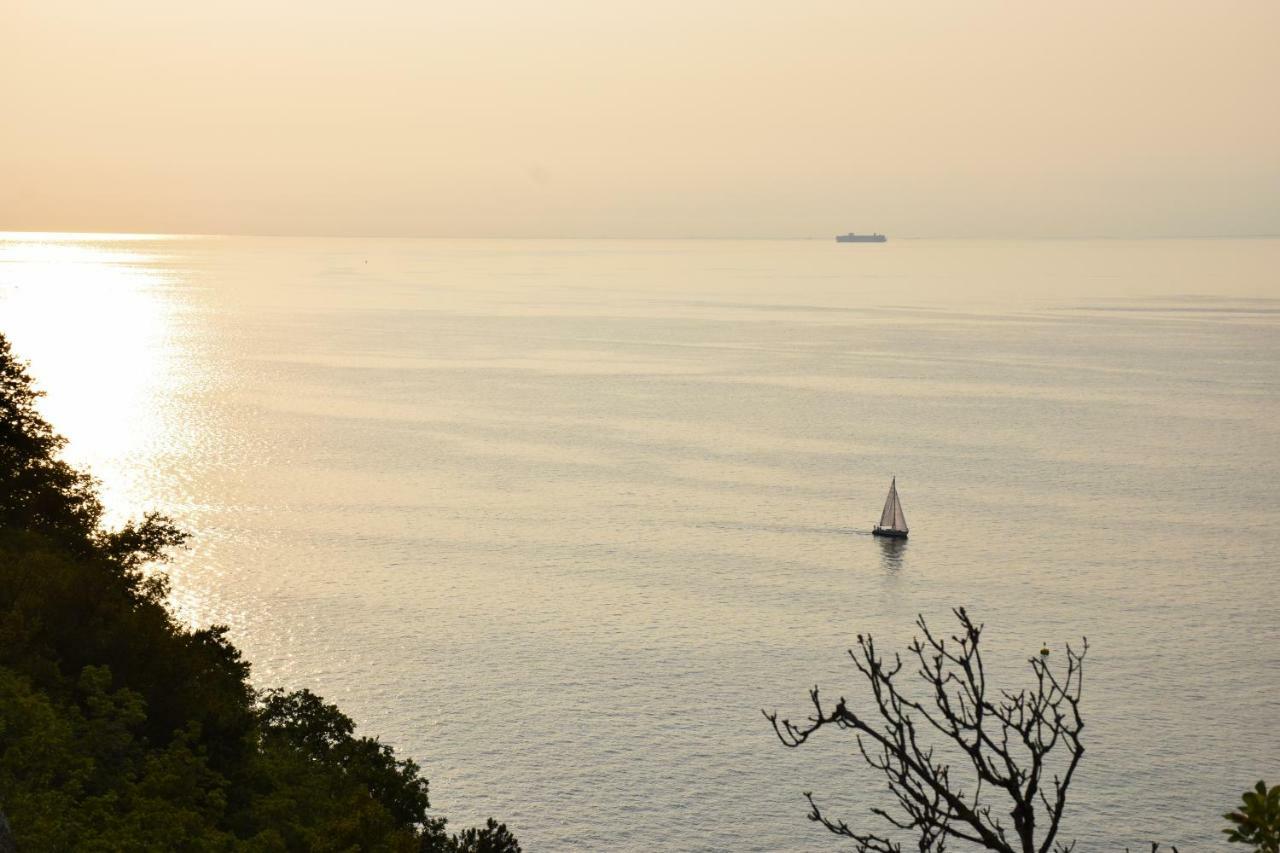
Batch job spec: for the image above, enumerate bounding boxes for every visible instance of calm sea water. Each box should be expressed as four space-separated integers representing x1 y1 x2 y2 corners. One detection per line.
1 235 1277 850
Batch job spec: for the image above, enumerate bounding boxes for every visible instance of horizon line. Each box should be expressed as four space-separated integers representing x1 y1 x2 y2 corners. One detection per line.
2 228 1278 242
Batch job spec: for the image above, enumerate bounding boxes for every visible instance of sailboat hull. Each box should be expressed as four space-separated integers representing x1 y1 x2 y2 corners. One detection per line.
872 526 908 539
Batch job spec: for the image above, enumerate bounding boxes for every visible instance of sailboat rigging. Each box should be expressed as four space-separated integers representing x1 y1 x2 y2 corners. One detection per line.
872 477 909 539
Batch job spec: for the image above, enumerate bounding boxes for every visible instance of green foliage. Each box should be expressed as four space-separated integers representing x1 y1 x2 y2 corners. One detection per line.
0 333 517 851
1225 781 1280 853
444 818 522 853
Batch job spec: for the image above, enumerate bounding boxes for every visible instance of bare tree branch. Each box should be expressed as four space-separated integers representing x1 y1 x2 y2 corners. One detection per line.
765 608 1087 853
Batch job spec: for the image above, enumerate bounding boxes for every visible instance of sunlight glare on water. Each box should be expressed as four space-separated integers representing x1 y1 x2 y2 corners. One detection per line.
0 236 197 527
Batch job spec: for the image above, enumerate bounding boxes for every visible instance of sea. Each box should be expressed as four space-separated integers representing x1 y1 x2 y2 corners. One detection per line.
1 234 1277 850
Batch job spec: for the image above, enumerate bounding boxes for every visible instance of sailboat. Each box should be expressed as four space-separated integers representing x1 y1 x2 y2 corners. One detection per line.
872 477 909 539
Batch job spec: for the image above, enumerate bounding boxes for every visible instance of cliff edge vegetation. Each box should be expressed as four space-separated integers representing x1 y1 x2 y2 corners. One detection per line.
0 333 519 852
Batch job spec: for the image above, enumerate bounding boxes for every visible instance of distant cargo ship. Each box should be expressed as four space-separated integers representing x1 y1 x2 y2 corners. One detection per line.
835 232 887 243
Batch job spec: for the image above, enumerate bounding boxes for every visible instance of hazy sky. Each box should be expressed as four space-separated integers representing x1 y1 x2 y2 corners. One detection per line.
4 1 1278 238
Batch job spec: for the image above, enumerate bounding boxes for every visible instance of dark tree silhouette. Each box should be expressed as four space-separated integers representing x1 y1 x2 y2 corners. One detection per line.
766 608 1087 853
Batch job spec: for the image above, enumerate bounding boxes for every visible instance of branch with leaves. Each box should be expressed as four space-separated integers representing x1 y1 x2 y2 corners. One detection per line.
1225 781 1280 853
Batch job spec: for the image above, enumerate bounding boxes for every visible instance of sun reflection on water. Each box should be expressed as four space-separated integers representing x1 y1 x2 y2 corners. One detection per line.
0 233 189 528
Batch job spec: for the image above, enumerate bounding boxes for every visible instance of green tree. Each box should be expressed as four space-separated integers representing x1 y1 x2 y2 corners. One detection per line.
445 818 523 853
0 332 518 851
1225 782 1280 853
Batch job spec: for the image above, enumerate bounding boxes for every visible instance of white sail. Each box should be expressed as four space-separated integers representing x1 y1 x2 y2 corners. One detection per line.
877 478 908 532
892 487 907 531
878 484 897 528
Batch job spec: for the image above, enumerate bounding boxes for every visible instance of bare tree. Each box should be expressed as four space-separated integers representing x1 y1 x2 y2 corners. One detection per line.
765 608 1087 853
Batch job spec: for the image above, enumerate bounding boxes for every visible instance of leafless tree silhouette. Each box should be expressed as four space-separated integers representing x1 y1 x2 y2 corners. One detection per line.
765 608 1087 853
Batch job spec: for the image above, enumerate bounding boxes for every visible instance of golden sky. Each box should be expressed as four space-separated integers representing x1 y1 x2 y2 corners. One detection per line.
4 0 1278 237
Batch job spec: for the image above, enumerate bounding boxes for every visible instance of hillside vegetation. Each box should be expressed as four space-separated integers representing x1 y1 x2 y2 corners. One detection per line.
0 334 519 852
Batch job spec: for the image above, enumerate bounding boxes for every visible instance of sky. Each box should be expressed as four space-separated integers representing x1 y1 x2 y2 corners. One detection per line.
3 0 1278 238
